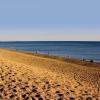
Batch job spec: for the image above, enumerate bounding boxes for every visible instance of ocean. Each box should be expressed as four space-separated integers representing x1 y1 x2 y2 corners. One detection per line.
0 41 100 62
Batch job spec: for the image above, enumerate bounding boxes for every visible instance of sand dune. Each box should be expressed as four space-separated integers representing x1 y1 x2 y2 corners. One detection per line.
0 48 100 100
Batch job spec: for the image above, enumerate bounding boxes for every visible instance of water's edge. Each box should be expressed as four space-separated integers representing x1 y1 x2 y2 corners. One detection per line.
0 41 100 62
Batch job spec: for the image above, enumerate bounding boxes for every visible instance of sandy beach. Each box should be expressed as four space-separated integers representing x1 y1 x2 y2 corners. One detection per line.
0 48 100 100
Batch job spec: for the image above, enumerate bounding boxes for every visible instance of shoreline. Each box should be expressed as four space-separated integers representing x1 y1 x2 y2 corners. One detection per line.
3 48 100 68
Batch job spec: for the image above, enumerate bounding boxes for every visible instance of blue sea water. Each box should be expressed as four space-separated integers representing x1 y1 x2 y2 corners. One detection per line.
0 41 100 62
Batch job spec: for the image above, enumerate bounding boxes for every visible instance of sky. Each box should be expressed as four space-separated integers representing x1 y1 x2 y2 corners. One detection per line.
0 0 100 41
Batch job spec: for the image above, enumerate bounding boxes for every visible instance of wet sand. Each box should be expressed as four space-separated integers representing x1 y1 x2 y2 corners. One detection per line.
0 48 100 100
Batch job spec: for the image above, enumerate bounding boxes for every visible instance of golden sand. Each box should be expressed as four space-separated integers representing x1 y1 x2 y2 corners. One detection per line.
0 48 100 100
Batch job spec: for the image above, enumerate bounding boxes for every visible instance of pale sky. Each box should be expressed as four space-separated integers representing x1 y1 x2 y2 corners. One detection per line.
0 0 100 41
0 29 100 41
